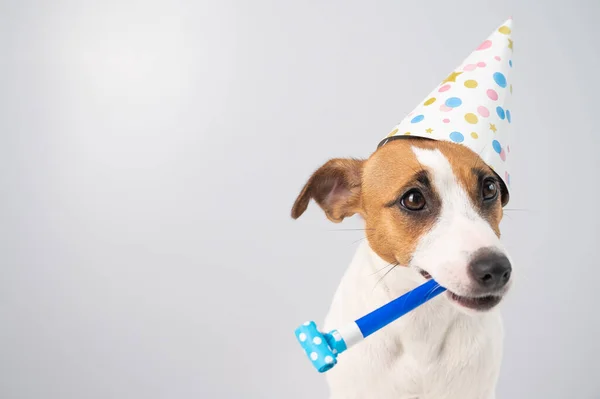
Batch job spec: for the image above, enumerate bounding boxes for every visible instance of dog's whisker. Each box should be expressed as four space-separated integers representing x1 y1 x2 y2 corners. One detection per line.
424 283 442 302
372 263 398 293
351 233 376 246
401 282 422 309
368 261 398 276
351 236 367 245
351 237 367 245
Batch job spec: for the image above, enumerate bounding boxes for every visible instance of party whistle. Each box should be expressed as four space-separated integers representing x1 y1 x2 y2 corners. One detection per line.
294 279 446 372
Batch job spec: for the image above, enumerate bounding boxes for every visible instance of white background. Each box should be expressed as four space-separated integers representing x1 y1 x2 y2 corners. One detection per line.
1 0 599 398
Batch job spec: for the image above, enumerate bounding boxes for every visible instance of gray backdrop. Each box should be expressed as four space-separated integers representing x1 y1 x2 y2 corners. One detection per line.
1 0 599 398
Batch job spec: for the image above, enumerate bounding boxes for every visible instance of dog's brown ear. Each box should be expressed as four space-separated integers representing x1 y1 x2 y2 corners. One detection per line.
291 158 365 223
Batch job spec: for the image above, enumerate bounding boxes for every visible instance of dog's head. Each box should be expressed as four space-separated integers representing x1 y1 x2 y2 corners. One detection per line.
292 138 512 312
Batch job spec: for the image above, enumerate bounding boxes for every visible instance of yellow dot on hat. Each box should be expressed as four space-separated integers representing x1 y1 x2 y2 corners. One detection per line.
387 128 398 137
498 26 511 35
424 97 436 106
465 113 478 124
490 123 497 132
404 131 411 135
464 80 478 88
471 132 479 139
425 128 433 133
510 84 513 94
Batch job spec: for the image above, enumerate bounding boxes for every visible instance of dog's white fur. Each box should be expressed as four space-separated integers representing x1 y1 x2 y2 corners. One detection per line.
322 148 508 399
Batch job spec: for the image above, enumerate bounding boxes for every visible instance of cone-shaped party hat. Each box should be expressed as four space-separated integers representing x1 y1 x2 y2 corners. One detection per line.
379 18 514 195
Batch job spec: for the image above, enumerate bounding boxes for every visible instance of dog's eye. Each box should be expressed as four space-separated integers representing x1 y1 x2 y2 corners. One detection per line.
400 189 426 211
482 178 498 201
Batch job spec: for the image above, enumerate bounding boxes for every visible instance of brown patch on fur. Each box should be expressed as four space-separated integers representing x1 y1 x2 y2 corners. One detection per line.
291 159 365 223
291 138 506 265
360 140 440 265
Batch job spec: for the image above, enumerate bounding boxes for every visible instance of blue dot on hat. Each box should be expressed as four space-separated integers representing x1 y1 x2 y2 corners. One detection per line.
445 97 462 108
506 110 511 123
492 140 502 154
493 72 507 88
449 131 464 143
411 115 424 123
496 106 505 120
509 60 513 68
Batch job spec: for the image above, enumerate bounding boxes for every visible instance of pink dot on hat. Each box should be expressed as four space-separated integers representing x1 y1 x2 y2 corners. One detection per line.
477 106 490 117
477 62 486 67
440 104 452 112
463 64 477 71
487 89 499 101
495 56 501 61
443 118 450 123
500 148 506 161
477 40 492 50
438 84 451 92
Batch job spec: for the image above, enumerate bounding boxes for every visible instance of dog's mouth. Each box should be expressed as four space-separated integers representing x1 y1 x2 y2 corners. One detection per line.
445 291 502 311
417 269 503 311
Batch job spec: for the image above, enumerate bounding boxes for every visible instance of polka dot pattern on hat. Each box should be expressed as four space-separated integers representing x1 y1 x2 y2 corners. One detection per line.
380 18 514 192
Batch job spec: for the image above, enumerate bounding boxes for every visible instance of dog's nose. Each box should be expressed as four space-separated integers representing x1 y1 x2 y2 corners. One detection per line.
469 250 512 291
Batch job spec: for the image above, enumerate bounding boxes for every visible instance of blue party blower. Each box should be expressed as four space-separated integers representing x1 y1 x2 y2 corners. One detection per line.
294 279 446 372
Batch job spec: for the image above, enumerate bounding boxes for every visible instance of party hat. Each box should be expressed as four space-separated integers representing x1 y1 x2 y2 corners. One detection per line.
379 18 514 194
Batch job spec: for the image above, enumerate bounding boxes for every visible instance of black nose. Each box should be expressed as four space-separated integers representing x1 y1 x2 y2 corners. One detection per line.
468 249 512 291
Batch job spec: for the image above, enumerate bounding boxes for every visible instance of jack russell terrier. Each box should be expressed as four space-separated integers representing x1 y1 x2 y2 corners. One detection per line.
291 138 511 399
290 18 515 399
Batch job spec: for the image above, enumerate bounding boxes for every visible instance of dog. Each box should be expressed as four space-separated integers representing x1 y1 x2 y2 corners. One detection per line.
292 137 512 399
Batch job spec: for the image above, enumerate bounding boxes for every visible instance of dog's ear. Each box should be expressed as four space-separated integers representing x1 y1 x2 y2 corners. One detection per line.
291 158 365 223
